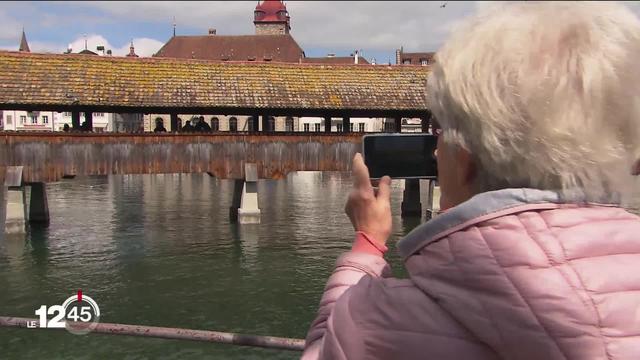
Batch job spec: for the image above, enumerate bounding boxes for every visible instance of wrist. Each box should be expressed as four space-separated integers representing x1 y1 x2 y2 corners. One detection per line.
351 231 388 256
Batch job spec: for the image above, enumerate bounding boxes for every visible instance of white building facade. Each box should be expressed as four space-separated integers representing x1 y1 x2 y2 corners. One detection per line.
1 110 57 131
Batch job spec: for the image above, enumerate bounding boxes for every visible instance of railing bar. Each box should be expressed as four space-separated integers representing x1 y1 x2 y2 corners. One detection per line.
0 316 305 352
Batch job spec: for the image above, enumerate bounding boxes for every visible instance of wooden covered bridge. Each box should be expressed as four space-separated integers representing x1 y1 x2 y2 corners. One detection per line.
0 50 433 229
0 50 431 182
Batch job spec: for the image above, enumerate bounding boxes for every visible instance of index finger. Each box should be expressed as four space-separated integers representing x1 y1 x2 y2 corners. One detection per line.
352 153 373 192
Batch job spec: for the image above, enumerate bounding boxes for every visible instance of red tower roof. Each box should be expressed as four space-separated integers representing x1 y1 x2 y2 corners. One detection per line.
254 0 289 23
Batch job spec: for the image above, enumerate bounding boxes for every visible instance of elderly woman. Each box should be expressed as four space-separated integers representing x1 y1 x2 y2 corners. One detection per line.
302 2 640 359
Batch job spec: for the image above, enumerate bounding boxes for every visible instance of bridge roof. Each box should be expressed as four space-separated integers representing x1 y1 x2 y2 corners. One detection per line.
0 51 429 117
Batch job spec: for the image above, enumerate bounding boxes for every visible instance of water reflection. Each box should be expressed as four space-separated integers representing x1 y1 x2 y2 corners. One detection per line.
0 172 422 359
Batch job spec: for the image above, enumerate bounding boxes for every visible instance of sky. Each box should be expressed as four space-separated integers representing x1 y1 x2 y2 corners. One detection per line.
2 1 640 63
0 1 481 62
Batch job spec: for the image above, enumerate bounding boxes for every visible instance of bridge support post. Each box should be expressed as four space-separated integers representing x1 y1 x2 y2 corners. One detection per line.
401 179 421 218
249 114 257 133
261 114 270 133
425 180 441 221
324 116 331 133
71 111 81 130
421 112 431 133
229 164 261 224
394 116 402 133
29 182 49 226
85 112 93 132
4 166 27 235
342 117 350 133
170 113 179 132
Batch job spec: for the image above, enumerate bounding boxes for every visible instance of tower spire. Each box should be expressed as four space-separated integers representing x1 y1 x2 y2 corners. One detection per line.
127 39 139 58
19 28 30 52
173 16 176 37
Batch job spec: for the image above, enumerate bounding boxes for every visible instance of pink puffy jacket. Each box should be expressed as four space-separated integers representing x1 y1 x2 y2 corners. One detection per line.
302 188 640 359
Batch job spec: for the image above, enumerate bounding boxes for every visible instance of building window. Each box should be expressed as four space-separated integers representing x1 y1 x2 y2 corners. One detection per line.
285 117 294 132
303 123 310 132
314 123 320 132
268 116 275 131
30 115 37 124
229 117 238 132
210 117 219 131
42 115 49 124
349 123 354 132
420 58 428 66
336 123 343 132
20 115 26 124
6 115 12 125
403 59 411 65
94 113 104 117
64 112 71 117
358 123 365 132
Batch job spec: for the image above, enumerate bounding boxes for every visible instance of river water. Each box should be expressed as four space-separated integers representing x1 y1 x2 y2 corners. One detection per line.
0 172 434 359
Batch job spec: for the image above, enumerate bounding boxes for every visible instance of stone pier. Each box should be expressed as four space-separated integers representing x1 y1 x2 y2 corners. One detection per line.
4 166 27 235
425 180 441 220
229 163 261 224
401 179 422 217
29 182 50 225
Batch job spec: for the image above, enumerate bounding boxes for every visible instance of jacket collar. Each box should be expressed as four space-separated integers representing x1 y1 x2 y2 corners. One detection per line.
396 188 619 259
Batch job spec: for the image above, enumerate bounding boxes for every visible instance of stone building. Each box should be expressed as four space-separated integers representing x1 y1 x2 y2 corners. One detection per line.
395 47 436 66
148 0 381 133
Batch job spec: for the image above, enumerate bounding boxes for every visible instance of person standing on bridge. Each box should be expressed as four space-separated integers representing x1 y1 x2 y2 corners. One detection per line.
302 2 640 359
153 117 167 133
194 116 211 132
181 118 194 132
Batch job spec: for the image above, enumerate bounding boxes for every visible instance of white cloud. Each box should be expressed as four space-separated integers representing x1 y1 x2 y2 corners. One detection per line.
0 9 23 42
0 29 163 57
71 1 478 52
28 40 67 54
112 38 165 57
68 34 110 54
76 1 253 35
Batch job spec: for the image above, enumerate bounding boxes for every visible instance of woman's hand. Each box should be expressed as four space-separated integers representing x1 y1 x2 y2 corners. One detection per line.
345 153 392 244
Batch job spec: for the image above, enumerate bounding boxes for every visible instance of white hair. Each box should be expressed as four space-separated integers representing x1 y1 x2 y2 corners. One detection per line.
428 1 640 205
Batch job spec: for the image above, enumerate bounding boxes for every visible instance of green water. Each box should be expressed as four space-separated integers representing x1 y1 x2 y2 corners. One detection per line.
0 173 428 359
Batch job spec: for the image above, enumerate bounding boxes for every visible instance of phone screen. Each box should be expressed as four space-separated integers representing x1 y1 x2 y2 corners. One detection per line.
363 134 438 179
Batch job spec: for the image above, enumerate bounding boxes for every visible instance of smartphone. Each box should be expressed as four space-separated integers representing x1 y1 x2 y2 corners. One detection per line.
362 133 438 179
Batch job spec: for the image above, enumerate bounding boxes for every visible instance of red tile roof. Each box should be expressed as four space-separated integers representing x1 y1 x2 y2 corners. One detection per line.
254 0 289 23
0 51 429 116
154 35 304 63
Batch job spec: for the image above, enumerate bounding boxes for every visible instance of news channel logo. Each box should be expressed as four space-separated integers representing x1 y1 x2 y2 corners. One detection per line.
28 290 100 335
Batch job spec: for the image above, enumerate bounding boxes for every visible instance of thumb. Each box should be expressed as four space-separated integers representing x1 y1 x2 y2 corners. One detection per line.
376 176 391 202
